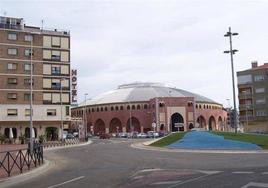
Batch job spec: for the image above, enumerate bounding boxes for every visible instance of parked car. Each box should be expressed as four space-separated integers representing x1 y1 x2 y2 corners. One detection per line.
137 133 147 138
66 133 75 139
118 132 128 138
99 133 110 139
73 132 79 137
147 131 159 138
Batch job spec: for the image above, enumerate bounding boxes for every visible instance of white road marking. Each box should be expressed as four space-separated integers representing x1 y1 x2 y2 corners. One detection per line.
241 182 268 188
196 170 223 175
151 180 182 185
47 176 85 188
132 175 144 180
262 172 268 175
139 168 163 173
232 171 254 174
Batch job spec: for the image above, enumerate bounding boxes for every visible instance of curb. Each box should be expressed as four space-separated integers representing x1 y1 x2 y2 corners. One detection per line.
0 159 53 188
131 142 268 154
44 140 92 151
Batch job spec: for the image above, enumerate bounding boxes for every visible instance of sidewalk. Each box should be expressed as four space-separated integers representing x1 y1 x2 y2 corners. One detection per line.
0 140 92 180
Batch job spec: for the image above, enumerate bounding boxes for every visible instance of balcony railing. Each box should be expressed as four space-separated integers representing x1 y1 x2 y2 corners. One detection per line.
239 115 254 121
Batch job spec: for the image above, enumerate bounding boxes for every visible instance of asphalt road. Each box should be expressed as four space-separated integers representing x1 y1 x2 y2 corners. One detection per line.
7 138 268 188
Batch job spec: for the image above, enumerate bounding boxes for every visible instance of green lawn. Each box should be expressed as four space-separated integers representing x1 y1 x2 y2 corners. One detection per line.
212 132 268 149
150 132 186 147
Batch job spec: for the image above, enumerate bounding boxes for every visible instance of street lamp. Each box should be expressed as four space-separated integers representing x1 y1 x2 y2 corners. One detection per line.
84 93 88 140
127 101 132 133
29 32 40 153
60 78 66 141
224 27 239 134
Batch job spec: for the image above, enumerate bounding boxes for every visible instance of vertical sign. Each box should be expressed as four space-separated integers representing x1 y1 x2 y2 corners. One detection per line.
71 69 78 105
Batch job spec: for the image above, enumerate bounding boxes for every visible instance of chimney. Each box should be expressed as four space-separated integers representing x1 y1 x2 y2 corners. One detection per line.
251 61 258 68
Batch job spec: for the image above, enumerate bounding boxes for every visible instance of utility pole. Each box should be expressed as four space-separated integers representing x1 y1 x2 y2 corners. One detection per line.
224 27 239 134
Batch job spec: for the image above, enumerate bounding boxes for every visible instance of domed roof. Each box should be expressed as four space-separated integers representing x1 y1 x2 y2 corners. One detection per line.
80 82 219 106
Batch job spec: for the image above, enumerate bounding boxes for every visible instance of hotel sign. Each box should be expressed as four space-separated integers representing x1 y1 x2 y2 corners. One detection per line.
71 69 78 104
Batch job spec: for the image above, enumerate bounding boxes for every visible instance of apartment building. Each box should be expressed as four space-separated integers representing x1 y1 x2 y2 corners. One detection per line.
237 61 268 133
0 16 71 142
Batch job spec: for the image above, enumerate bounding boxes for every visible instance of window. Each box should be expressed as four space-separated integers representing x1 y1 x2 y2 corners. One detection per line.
52 66 60 75
24 35 33 42
24 63 33 71
254 75 265 82
24 93 33 101
256 110 267 117
24 49 33 56
51 79 61 89
51 51 60 61
8 48 17 55
255 88 265 93
8 33 17 40
120 106 123 110
144 104 148 109
24 78 33 85
47 109 56 116
7 63 17 70
25 109 31 116
111 106 114 111
7 93 17 100
137 105 141 110
256 99 266 105
7 109 18 116
43 93 52 104
66 106 70 116
237 75 252 84
115 106 119 111
7 78 17 84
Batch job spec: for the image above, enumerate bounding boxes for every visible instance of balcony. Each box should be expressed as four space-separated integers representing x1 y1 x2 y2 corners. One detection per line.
239 115 254 121
239 104 253 109
238 92 252 99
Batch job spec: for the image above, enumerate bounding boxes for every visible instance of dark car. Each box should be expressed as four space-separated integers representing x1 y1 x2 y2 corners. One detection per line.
99 133 110 139
66 133 75 139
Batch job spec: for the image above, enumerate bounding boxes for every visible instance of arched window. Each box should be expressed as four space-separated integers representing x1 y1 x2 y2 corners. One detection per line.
144 104 148 109
127 105 130 110
97 108 99 112
115 106 119 111
105 107 108 111
137 105 141 110
111 106 114 111
207 105 208 109
100 107 103 111
92 108 95 112
120 106 123 110
89 109 91 113
199 105 202 109
196 104 198 109
132 105 135 110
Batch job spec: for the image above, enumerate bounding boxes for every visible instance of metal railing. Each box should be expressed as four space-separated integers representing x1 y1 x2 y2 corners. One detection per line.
0 144 43 178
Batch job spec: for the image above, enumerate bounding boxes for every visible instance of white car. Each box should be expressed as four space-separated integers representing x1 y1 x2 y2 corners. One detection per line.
137 133 147 138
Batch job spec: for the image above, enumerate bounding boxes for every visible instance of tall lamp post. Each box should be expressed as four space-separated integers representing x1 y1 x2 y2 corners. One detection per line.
29 32 40 153
84 93 88 140
60 78 66 141
224 27 239 134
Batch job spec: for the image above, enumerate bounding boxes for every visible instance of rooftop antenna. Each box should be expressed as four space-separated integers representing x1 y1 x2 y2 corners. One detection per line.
41 19 44 30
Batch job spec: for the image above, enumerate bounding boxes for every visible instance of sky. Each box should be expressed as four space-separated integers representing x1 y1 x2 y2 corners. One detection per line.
1 0 268 107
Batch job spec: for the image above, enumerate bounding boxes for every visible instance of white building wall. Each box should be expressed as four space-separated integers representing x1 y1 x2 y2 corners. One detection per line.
0 104 70 122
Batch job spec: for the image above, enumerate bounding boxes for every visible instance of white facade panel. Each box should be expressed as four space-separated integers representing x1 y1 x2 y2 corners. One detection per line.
0 104 70 121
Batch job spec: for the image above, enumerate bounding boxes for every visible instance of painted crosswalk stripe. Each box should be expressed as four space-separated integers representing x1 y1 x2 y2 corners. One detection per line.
151 180 182 185
232 171 254 174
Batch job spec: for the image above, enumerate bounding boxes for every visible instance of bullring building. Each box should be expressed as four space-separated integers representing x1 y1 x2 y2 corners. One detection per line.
71 82 228 134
